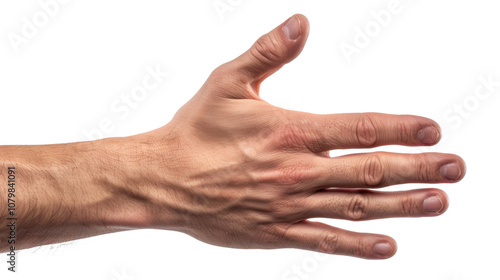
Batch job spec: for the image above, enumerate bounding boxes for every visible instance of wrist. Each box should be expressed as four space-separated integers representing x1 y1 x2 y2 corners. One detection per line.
95 125 185 231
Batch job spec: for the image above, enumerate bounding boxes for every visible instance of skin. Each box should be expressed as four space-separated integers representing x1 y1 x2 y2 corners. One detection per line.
0 14 465 259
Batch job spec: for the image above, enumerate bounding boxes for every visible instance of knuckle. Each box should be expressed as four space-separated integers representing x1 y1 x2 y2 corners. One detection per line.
414 154 433 182
400 195 416 216
356 115 377 147
251 34 286 66
269 199 299 222
362 155 385 187
317 232 339 254
396 120 414 143
351 237 368 257
346 192 370 221
258 224 289 247
206 64 243 96
209 64 230 81
252 224 290 249
276 123 306 149
276 164 311 186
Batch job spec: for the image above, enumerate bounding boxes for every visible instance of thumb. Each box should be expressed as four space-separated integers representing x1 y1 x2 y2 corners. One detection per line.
229 14 310 92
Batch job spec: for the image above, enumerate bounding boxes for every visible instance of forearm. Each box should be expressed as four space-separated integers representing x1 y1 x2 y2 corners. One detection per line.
0 134 178 253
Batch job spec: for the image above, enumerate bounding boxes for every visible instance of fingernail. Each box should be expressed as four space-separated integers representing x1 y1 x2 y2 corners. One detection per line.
440 163 461 180
373 242 392 256
282 16 301 40
417 126 440 145
423 196 443 213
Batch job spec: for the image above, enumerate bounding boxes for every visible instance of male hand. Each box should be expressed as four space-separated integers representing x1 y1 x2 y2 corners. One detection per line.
99 14 465 259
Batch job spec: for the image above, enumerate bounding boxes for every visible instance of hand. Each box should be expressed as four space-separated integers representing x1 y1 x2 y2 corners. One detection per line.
113 14 465 259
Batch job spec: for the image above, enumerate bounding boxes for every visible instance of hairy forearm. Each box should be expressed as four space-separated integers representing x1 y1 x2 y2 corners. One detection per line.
0 132 180 253
0 140 113 252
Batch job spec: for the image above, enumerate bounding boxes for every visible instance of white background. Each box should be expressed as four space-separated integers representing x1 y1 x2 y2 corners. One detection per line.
1 0 499 279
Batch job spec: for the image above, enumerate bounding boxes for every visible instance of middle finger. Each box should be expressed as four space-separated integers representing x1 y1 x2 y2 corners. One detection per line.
308 152 465 189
